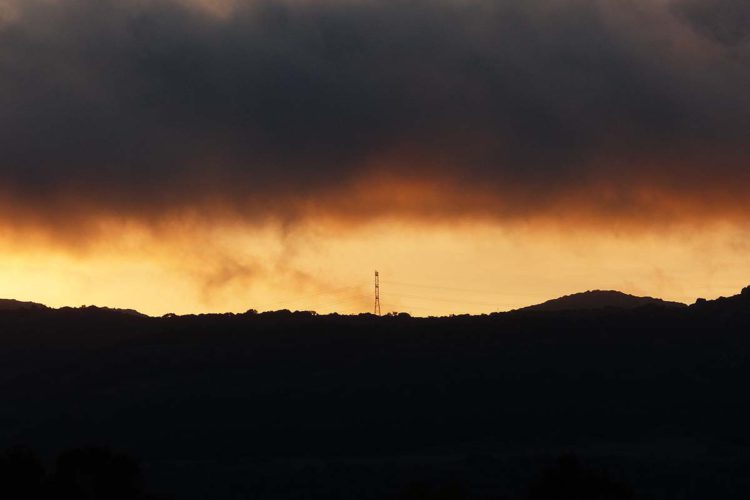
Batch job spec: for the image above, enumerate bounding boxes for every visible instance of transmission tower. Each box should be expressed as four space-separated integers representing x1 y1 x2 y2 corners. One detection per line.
374 270 381 316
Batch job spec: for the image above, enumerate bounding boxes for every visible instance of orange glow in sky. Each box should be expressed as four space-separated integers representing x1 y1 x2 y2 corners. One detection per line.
1 218 748 316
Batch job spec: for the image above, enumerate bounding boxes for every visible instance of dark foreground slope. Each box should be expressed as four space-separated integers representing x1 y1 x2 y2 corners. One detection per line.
2 290 750 499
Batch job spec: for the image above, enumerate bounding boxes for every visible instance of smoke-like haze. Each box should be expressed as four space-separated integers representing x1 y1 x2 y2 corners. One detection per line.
0 0 749 236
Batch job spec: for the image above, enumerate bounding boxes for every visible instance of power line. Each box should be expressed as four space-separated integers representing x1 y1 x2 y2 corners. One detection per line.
381 280 540 296
259 285 363 311
313 292 369 312
387 291 514 308
376 303 483 316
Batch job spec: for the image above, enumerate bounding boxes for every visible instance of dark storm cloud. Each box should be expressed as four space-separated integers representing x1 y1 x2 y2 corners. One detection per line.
0 0 749 230
674 0 750 45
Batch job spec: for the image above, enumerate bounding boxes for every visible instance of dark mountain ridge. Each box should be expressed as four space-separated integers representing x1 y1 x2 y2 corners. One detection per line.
0 287 709 317
0 298 48 311
0 299 146 317
516 289 687 312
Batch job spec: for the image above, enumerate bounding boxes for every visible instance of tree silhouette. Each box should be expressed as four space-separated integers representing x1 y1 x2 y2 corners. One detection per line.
51 447 146 500
0 446 165 500
397 480 471 500
0 446 46 500
527 454 634 500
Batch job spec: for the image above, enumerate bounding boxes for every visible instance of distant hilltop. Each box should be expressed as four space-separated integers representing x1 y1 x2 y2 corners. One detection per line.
0 299 146 317
2 286 750 317
514 290 687 313
0 298 48 311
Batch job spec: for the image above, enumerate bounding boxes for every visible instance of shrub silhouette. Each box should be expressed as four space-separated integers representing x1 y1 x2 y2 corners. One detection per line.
0 446 46 499
51 447 146 500
527 454 634 500
397 480 471 500
0 446 164 500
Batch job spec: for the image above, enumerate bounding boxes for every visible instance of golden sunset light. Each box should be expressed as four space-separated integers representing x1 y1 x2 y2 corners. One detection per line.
1 218 748 316
0 0 749 317
2 1 750 497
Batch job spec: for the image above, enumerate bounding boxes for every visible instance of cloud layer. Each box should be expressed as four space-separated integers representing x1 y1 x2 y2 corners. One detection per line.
1 0 749 235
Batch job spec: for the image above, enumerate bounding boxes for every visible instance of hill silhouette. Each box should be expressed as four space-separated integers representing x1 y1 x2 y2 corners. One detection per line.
0 288 689 317
0 299 146 317
0 446 165 500
61 305 148 318
516 290 686 312
0 298 48 311
0 286 749 499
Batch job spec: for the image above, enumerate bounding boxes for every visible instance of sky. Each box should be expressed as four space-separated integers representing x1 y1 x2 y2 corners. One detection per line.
0 0 749 316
